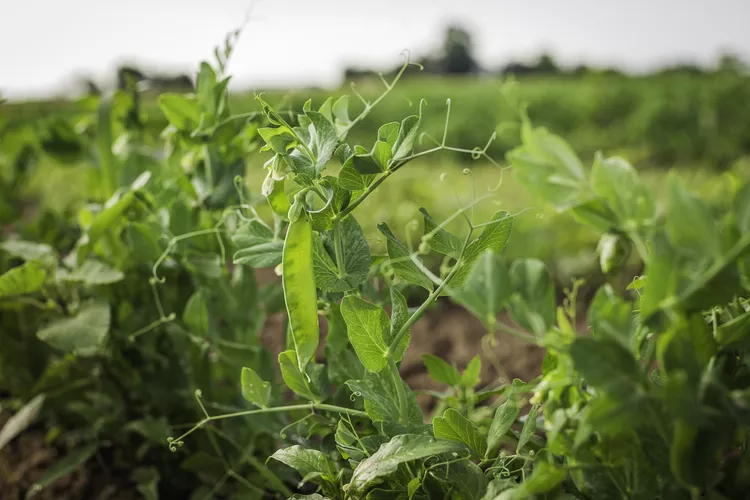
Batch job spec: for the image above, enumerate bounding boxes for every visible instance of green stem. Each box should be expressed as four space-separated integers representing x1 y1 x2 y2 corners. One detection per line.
338 169 393 219
338 60 411 140
388 358 410 425
385 230 473 356
168 403 368 450
333 219 347 278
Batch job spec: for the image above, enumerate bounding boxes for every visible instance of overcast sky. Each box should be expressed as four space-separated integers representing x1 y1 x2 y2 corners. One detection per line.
2 0 749 98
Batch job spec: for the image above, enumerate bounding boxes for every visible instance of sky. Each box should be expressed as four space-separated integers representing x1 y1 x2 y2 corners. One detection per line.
1 0 749 99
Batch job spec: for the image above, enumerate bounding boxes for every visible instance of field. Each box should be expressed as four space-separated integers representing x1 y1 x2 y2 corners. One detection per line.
2 57 750 500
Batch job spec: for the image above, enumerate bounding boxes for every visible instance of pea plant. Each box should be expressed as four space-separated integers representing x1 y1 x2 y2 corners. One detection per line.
167 60 750 499
0 33 297 497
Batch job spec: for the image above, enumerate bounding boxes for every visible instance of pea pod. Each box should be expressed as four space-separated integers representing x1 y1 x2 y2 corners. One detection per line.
282 211 319 373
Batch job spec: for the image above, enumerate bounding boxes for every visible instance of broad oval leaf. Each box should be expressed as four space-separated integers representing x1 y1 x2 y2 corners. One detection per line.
36 301 110 356
378 223 433 292
0 261 47 299
433 408 487 456
348 434 468 494
340 296 389 373
241 367 271 408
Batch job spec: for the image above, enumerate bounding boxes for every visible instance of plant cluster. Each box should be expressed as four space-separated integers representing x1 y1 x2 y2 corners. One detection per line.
171 61 750 499
1 42 749 500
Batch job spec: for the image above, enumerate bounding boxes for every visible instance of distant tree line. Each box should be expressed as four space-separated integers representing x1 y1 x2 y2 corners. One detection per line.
344 24 749 80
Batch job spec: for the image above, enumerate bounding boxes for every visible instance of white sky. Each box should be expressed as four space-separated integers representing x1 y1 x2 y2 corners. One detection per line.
1 0 749 98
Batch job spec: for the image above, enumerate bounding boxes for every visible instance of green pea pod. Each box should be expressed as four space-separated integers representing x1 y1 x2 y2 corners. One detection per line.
266 178 291 219
282 212 319 373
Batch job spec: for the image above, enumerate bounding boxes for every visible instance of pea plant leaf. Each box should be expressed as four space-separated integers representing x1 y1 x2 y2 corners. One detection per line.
487 393 520 457
0 261 47 299
278 350 321 402
460 355 481 388
451 250 510 328
516 404 539 453
282 214 319 372
0 394 45 451
312 216 371 292
232 220 283 268
507 121 588 211
447 211 512 290
241 367 271 408
433 408 487 456
65 259 124 285
420 207 462 258
36 301 110 356
590 153 654 228
387 287 410 362
348 434 468 494
340 296 389 373
665 174 721 258
0 240 56 264
507 259 556 337
270 445 337 485
392 114 421 161
347 370 422 426
422 354 461 386
377 222 433 291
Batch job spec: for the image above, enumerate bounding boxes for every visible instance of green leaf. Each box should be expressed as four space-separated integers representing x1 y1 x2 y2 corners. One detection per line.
591 153 654 227
460 355 482 388
332 95 351 136
433 408 487 456
132 467 160 500
66 259 124 285
372 140 393 170
183 290 209 334
347 370 423 426
0 240 56 264
339 164 375 191
125 417 173 445
448 211 513 290
351 152 383 174
378 122 400 148
196 62 217 116
324 304 365 384
422 354 461 386
37 301 110 356
392 114 421 161
335 420 388 462
587 285 636 349
420 207 462 258
487 394 520 457
452 250 510 328
387 287 410 362
507 122 587 210
340 296 389 372
270 445 336 483
234 241 283 268
428 460 488 499
283 214 319 372
241 367 271 408
348 434 468 494
159 93 201 131
313 216 371 291
512 461 567 497
0 261 47 299
666 174 720 257
27 444 98 498
259 126 298 154
507 259 556 337
735 182 750 234
716 309 750 348
516 404 538 453
87 190 135 244
267 178 291 219
569 337 640 397
0 394 45 451
306 111 339 172
278 350 321 402
378 222 433 291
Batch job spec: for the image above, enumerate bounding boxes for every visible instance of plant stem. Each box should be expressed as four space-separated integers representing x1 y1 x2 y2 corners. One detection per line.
333 219 347 278
385 230 473 356
388 358 410 425
168 403 368 450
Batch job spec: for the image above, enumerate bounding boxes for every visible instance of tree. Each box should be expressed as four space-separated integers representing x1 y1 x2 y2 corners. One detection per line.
441 25 479 74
